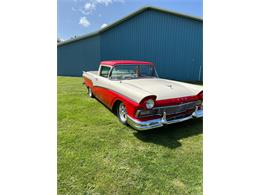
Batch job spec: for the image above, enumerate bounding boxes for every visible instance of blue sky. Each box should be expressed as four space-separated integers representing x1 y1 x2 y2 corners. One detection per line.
58 0 202 40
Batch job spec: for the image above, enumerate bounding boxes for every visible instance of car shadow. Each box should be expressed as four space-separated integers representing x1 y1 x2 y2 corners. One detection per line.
133 119 203 149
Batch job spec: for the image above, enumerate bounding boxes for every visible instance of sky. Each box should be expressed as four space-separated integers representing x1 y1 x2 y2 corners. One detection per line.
58 0 203 41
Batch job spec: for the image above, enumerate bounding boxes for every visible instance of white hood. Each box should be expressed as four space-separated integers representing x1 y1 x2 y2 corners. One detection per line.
120 78 202 100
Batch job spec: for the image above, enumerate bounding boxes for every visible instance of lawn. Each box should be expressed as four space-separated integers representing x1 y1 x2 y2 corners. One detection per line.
58 76 203 195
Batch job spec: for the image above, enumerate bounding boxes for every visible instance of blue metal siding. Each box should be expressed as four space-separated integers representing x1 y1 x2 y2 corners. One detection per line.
100 10 202 81
57 35 100 76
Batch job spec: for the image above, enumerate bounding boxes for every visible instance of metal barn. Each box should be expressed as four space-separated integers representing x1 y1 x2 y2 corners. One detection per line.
57 6 203 81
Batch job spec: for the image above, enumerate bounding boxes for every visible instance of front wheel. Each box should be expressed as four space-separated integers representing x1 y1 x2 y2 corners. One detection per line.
87 87 94 98
117 102 128 125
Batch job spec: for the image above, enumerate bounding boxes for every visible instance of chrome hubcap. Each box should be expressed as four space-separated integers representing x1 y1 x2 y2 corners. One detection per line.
88 88 92 97
119 103 127 122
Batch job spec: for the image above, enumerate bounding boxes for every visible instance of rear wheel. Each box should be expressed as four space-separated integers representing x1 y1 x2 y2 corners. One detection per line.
117 102 128 125
87 87 94 98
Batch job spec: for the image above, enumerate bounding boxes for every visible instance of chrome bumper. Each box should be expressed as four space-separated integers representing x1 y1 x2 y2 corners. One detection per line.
127 108 203 131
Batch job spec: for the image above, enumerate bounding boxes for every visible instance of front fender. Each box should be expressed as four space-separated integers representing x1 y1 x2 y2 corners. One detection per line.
111 93 141 118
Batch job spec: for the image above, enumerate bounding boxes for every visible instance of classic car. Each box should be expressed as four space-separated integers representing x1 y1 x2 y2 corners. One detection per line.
83 60 203 131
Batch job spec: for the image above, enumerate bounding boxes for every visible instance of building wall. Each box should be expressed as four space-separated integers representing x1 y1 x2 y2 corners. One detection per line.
57 35 100 76
57 9 202 81
100 10 202 81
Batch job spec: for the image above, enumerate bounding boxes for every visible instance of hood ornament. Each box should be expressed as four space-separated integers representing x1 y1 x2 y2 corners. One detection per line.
167 84 173 89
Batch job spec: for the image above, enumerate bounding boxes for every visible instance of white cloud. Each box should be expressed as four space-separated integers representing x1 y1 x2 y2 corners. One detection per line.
79 17 90 27
94 0 124 6
114 0 125 3
84 2 96 12
95 0 113 6
78 0 125 15
100 23 108 28
77 0 125 27
79 9 89 15
57 37 65 43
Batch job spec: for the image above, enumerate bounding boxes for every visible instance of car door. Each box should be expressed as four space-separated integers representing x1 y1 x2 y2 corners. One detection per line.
94 65 112 105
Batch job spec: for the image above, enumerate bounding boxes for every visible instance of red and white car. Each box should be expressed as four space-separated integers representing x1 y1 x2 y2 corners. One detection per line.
83 60 203 131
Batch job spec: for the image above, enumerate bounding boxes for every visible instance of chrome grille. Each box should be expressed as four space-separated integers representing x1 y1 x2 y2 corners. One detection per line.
154 100 201 115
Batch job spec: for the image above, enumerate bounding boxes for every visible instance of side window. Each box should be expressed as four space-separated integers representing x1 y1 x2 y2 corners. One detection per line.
99 66 111 78
139 65 155 77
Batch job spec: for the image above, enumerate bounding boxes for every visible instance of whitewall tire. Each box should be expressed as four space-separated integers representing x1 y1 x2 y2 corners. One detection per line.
117 102 128 125
87 87 94 98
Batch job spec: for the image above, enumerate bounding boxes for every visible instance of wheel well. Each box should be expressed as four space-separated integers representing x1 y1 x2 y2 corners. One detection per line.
112 100 121 114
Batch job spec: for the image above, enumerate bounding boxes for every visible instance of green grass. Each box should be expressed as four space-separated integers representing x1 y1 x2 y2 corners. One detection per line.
58 76 203 195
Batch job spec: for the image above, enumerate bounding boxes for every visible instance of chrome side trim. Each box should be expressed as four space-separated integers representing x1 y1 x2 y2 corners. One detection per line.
127 106 203 131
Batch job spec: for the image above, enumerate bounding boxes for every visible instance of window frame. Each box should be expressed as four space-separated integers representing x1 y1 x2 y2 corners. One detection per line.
108 64 158 80
99 64 112 78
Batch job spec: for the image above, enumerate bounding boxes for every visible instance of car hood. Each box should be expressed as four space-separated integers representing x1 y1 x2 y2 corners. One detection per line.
120 78 202 100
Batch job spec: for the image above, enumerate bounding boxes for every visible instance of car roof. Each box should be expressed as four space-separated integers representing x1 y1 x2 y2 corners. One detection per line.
100 60 153 66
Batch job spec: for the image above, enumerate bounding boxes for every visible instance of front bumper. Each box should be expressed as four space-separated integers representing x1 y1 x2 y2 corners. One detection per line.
126 107 203 131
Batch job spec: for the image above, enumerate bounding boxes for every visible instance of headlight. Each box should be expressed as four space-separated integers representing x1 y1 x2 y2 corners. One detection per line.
146 99 155 109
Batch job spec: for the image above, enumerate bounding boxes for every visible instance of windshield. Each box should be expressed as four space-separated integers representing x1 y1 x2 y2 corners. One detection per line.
110 64 157 80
